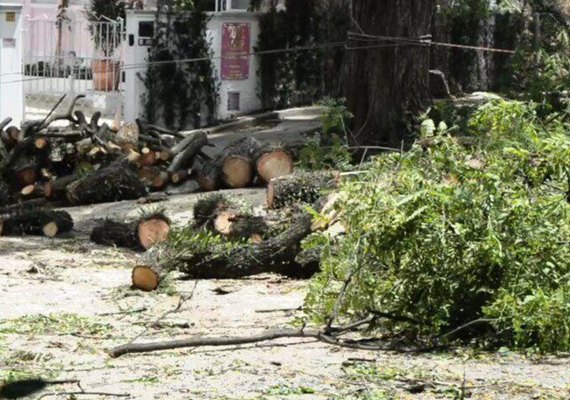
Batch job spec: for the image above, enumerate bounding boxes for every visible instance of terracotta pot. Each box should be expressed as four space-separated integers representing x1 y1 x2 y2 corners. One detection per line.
91 60 120 91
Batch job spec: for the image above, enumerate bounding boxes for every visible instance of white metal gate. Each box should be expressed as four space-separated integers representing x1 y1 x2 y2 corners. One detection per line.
22 16 124 122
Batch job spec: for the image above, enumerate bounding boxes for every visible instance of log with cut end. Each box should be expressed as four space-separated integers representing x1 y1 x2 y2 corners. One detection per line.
220 137 261 188
196 160 221 192
1 126 20 150
213 211 269 241
131 265 167 292
90 213 170 251
47 174 78 200
170 169 190 185
66 161 148 205
267 171 340 209
15 166 38 189
176 213 313 279
192 193 232 229
20 183 53 200
193 194 268 240
1 210 73 237
255 146 294 184
139 147 156 166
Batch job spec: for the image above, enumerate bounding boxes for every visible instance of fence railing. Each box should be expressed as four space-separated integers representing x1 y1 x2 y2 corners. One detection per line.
23 17 124 96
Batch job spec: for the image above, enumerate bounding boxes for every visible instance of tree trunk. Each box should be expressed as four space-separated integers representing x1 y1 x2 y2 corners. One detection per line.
343 0 435 147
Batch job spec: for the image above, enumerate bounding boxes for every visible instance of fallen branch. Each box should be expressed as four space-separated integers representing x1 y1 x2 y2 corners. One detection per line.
109 328 322 357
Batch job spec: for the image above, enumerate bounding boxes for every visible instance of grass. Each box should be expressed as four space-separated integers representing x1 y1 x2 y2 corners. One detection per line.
0 313 112 336
263 384 317 396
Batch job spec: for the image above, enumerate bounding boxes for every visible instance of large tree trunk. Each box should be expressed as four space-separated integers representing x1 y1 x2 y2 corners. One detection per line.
343 0 435 147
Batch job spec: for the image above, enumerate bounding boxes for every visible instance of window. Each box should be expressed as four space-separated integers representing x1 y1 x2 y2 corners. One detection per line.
228 92 240 111
216 0 250 11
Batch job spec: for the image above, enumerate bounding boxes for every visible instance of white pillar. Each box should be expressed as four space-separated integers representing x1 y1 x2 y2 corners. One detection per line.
0 3 24 126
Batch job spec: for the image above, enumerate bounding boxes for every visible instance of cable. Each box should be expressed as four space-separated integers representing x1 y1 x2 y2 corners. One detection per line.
0 34 518 85
0 40 348 81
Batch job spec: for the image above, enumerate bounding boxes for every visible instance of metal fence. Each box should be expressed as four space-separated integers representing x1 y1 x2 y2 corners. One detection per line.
22 16 124 120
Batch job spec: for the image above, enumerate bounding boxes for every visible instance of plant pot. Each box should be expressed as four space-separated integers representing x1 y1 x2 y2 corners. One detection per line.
91 60 120 91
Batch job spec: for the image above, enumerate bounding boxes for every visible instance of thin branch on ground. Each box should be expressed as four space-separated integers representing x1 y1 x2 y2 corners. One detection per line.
37 391 130 399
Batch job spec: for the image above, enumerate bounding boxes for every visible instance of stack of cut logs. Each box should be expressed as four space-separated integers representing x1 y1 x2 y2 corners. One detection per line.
0 94 344 288
0 94 298 239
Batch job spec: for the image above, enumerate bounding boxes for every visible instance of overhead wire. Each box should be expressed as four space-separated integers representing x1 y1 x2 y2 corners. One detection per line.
0 33 517 85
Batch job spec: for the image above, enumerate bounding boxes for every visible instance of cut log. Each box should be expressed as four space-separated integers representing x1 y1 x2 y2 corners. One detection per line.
48 174 78 200
213 211 269 241
1 126 20 150
20 183 52 200
131 265 167 292
1 210 73 237
255 146 294 184
192 193 231 229
151 171 170 191
170 169 189 185
66 161 148 206
220 137 261 188
90 213 170 251
177 213 313 279
196 160 221 192
139 147 156 166
267 171 340 209
15 166 38 188
166 131 211 174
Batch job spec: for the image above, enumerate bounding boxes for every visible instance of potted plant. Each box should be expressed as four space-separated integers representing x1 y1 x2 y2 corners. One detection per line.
85 0 125 91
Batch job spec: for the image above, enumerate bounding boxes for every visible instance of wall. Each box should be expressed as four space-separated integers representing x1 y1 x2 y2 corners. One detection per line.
124 10 262 125
0 4 24 126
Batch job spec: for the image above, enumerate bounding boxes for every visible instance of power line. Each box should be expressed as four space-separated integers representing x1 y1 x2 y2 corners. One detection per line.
0 35 518 85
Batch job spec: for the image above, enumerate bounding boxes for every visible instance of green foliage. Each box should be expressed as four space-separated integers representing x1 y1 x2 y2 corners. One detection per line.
257 0 322 109
299 98 352 170
0 313 112 336
144 0 219 130
85 0 125 56
305 99 570 352
510 31 570 114
256 1 350 109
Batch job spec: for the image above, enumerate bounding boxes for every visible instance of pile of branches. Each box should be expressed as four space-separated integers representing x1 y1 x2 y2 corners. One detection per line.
131 171 341 291
0 95 299 239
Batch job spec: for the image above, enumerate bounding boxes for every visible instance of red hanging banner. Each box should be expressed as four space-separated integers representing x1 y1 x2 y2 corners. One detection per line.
221 22 250 81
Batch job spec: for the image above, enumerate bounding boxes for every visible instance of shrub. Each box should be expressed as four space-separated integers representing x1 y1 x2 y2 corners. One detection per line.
304 99 570 352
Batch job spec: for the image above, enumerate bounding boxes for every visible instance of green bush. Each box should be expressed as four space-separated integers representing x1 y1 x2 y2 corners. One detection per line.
304 99 570 352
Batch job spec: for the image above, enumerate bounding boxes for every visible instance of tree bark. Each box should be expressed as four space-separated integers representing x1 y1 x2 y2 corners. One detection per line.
90 213 170 251
66 161 148 206
267 171 340 209
343 0 435 147
1 210 73 237
175 213 313 279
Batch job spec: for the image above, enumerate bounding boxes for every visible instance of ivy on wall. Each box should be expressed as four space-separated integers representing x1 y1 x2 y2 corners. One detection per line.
254 0 349 110
143 0 219 130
